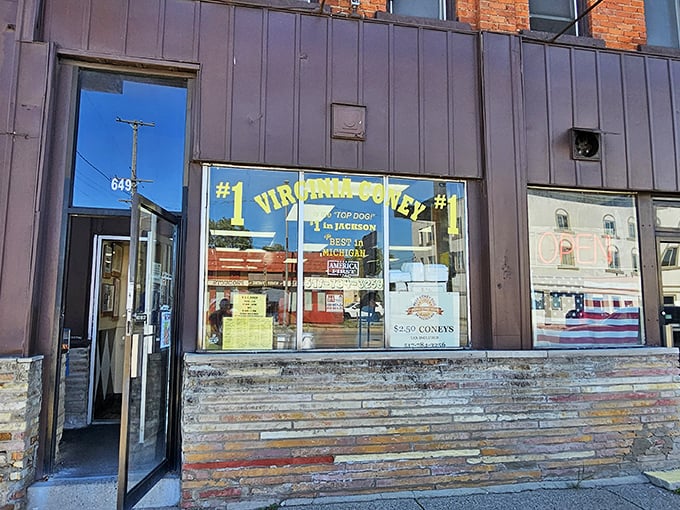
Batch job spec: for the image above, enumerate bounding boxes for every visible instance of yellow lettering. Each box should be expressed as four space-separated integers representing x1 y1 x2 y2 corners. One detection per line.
372 183 385 205
316 178 332 199
358 181 372 201
397 194 415 216
387 186 403 210
340 178 353 198
410 201 426 221
267 189 282 210
254 193 271 214
277 183 295 207
294 180 308 201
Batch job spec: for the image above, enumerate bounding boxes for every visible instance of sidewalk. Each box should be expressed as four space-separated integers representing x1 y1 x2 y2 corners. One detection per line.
278 476 680 510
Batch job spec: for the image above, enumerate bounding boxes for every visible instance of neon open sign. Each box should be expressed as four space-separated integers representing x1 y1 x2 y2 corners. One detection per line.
536 232 612 266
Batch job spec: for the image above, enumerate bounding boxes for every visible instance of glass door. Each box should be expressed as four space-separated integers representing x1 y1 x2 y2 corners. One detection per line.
117 195 179 509
659 239 680 348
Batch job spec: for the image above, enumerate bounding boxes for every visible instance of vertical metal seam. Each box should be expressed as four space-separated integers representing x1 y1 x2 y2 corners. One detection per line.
225 6 235 160
644 56 657 190
620 54 631 189
668 60 680 192
293 13 301 166
544 44 554 185
418 27 425 175
259 9 267 163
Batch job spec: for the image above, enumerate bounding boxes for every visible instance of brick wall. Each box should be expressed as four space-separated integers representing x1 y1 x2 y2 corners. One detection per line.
181 349 680 508
63 347 89 430
588 0 646 50
0 357 42 510
323 1 646 51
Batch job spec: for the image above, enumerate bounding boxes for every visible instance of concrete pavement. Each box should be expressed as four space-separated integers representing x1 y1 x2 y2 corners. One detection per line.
277 475 680 510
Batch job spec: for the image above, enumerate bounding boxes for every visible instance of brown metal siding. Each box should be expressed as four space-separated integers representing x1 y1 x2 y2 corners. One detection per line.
43 2 483 178
0 41 51 355
599 52 627 189
482 33 526 349
523 40 680 193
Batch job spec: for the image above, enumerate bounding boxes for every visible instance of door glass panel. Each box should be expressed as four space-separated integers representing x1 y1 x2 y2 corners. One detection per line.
72 70 186 211
660 241 680 348
125 202 176 491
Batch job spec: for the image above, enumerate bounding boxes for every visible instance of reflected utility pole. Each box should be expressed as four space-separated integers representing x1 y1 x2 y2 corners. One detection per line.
116 117 155 196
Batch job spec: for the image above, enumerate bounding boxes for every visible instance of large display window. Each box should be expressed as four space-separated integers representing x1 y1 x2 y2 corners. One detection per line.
528 189 644 348
201 166 469 350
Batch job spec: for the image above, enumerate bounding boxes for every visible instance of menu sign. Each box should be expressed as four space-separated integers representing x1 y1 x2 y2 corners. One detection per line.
390 291 459 348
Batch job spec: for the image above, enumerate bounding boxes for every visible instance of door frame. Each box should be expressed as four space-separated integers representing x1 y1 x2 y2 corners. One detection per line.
656 235 680 347
87 234 130 424
117 194 182 510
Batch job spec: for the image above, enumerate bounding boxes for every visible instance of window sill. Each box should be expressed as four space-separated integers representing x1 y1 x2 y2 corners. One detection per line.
638 44 680 58
373 11 472 32
520 30 606 49
557 265 579 270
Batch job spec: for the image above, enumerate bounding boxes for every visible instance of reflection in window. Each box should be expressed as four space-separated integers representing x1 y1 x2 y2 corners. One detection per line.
202 167 468 351
655 202 680 229
559 240 574 266
388 179 468 349
603 215 617 237
528 188 643 348
71 70 187 211
556 209 570 230
628 217 636 239
389 0 447 19
662 246 678 267
645 0 680 48
529 0 580 35
608 245 620 270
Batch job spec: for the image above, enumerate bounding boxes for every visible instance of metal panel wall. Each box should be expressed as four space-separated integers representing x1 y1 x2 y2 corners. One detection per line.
0 41 51 355
523 40 680 193
42 1 483 178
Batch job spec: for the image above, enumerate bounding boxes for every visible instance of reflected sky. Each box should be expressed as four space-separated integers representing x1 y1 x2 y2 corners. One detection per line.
72 71 187 212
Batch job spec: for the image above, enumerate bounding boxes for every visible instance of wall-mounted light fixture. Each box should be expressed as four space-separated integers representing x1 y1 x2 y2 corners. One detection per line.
570 128 601 161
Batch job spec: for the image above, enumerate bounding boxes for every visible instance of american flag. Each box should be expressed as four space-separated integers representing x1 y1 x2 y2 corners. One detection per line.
534 307 641 347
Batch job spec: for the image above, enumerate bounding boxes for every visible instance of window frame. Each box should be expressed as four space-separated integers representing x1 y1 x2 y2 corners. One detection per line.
603 214 617 237
199 165 471 352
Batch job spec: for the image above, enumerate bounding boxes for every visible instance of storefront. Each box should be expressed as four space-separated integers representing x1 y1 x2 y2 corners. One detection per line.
2 2 680 509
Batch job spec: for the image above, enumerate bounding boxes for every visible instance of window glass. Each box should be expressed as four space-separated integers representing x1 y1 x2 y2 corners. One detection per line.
72 70 187 211
300 172 385 349
388 179 468 348
645 0 680 48
529 0 577 35
204 167 298 350
528 189 643 348
391 0 443 19
202 167 468 351
655 203 680 229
